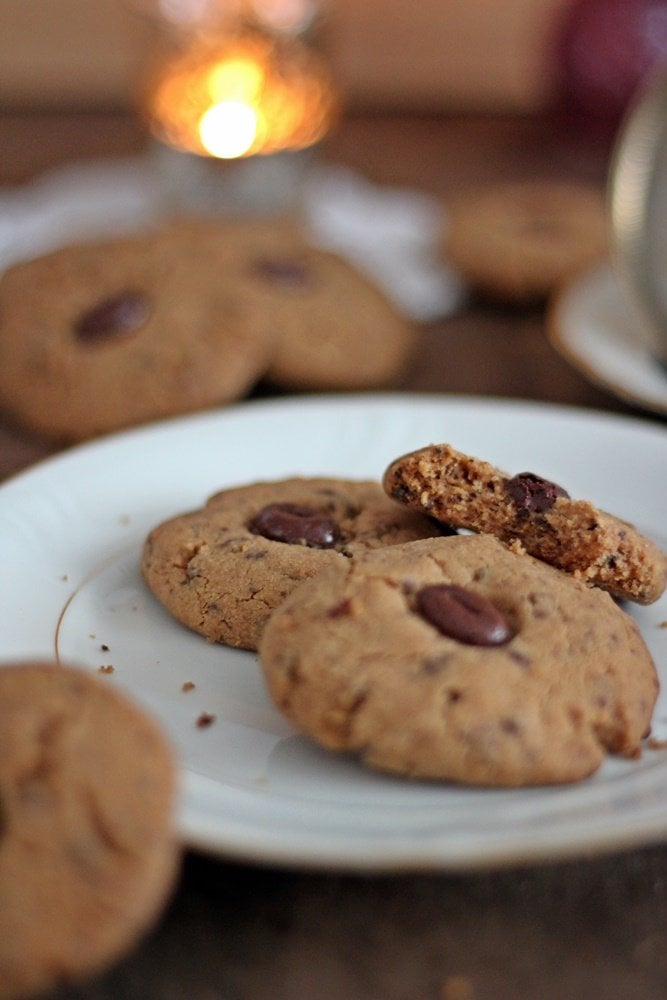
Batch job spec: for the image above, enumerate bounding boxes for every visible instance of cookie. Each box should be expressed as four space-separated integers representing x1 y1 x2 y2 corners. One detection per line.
443 181 608 302
142 477 443 650
0 661 179 1000
200 223 416 389
259 534 659 787
383 442 667 605
0 224 274 441
149 216 416 388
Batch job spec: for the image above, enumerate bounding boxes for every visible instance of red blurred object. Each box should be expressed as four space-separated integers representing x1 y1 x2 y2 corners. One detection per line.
555 0 667 119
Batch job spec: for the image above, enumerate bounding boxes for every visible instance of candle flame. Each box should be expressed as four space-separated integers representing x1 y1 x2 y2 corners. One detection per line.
145 27 338 159
199 100 259 157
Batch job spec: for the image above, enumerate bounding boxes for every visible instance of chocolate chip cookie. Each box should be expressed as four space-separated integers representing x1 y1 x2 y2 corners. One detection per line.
203 229 416 389
0 661 179 1000
383 442 667 604
443 180 608 302
259 534 659 786
141 477 443 650
0 225 274 441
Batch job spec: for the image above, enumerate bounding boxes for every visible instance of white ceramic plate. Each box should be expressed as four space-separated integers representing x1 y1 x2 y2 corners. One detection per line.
549 263 667 416
1 394 666 872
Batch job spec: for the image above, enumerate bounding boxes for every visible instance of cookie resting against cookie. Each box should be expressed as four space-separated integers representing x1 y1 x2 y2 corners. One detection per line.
232 247 416 391
259 535 659 787
382 442 667 605
141 477 444 651
0 661 179 1000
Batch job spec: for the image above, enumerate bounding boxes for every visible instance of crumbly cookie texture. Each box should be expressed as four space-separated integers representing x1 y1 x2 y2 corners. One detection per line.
0 661 179 1000
141 477 443 651
259 535 659 787
443 180 608 302
383 442 667 605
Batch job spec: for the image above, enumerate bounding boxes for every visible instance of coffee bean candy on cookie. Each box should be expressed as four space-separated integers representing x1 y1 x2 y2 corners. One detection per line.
259 535 659 787
142 477 444 650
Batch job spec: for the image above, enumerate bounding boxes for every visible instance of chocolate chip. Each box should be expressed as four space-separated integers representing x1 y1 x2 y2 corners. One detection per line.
251 258 310 287
504 472 569 514
74 291 151 342
416 584 512 646
249 502 340 548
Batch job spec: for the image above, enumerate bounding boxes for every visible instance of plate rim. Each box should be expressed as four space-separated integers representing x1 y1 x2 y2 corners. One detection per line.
3 387 667 491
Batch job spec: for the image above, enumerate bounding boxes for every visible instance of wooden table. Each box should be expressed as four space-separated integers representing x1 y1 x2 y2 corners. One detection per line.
1 108 666 1000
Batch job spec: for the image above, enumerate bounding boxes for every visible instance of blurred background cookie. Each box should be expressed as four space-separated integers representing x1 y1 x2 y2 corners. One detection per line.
442 180 608 303
197 224 418 391
258 247 417 390
0 225 275 442
0 217 418 442
0 661 180 1000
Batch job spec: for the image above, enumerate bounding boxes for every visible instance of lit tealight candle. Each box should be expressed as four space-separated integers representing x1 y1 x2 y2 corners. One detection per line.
144 20 338 161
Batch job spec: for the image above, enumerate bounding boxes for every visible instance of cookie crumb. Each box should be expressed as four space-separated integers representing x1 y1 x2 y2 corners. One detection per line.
181 681 195 693
196 712 216 728
100 643 110 652
647 737 667 750
441 975 475 1000
99 664 114 674
660 621 667 629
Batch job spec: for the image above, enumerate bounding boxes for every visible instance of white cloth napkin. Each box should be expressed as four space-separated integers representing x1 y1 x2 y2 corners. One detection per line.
0 155 464 322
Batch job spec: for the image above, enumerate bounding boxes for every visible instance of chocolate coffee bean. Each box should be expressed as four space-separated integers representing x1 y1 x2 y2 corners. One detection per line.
416 584 512 646
74 292 150 342
504 472 569 514
249 503 340 548
252 258 310 287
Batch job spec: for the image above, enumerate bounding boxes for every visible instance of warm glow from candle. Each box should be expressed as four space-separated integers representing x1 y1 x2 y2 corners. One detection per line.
199 100 259 157
145 26 338 160
208 56 263 103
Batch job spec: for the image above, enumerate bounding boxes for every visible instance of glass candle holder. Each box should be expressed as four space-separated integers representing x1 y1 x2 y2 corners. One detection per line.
136 0 339 216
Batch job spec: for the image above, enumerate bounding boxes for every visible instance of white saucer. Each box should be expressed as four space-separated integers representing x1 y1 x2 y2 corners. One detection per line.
548 262 667 416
